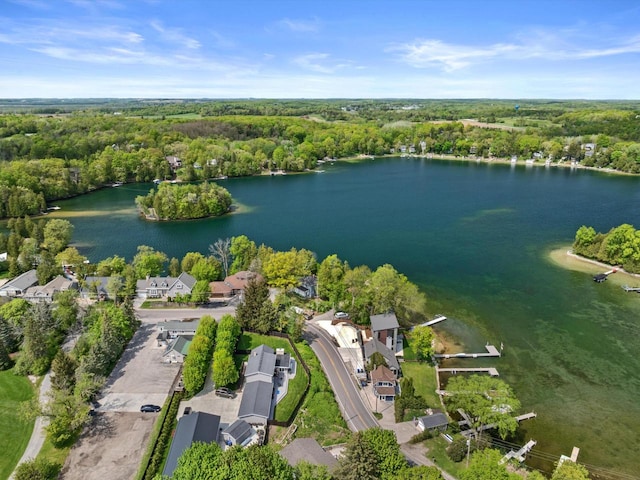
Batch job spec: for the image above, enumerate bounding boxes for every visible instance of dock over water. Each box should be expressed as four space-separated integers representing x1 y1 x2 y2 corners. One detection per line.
434 344 501 359
437 366 500 376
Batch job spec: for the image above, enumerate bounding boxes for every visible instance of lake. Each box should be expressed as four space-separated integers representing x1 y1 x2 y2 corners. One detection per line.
52 158 640 477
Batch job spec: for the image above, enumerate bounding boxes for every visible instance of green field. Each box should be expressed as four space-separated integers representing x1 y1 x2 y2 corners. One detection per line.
400 361 440 408
0 369 35 480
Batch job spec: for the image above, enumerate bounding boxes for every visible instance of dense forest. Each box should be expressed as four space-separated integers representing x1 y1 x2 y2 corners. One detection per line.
573 223 640 273
1 99 640 218
135 182 232 220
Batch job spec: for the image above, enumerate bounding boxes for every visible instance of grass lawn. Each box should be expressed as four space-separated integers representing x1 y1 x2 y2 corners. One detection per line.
424 435 468 478
0 369 35 480
237 333 290 351
401 361 440 408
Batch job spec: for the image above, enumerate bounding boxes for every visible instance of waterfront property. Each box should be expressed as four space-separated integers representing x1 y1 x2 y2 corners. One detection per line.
0 269 38 297
415 409 449 433
370 312 400 352
371 364 397 402
136 272 197 299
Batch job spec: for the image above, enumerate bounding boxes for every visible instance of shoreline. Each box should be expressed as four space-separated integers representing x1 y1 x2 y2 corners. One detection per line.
547 246 640 285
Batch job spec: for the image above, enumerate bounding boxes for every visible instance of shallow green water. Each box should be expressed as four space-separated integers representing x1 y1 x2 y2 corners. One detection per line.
54 158 640 477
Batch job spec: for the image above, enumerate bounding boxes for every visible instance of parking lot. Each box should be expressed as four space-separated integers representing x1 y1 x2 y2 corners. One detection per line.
61 323 180 480
178 372 242 426
97 323 181 412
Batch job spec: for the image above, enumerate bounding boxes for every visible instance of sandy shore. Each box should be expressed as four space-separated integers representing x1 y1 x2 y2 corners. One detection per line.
547 246 640 286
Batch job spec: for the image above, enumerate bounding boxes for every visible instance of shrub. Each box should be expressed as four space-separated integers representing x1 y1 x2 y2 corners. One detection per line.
13 458 60 480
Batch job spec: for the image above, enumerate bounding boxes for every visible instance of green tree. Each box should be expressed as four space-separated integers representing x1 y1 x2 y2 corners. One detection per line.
212 349 238 388
294 461 333 480
132 245 168 278
13 458 60 480
42 219 74 255
94 255 127 276
45 389 90 446
182 335 213 395
51 350 77 393
262 248 316 289
445 375 521 439
396 466 443 479
0 339 12 370
551 461 590 480
229 235 258 274
190 257 222 282
411 325 435 361
334 431 379 480
361 427 407 479
181 252 206 274
236 278 277 333
191 280 212 303
367 351 387 372
460 449 519 480
0 298 30 327
317 254 347 306
55 247 87 271
106 275 124 304
168 257 181 277
171 441 224 480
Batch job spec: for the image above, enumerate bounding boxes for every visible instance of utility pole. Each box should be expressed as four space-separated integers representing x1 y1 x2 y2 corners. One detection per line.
466 438 471 468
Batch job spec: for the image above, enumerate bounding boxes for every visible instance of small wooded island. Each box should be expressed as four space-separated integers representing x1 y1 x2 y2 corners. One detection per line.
135 182 232 220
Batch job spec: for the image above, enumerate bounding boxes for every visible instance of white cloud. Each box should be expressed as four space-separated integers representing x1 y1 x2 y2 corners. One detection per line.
277 17 320 33
390 31 640 71
293 53 352 74
150 20 201 49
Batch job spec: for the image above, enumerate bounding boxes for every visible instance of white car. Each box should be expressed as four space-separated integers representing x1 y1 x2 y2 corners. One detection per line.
334 311 349 319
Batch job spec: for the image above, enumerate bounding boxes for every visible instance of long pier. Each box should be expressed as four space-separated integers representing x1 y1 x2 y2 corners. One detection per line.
500 439 537 464
460 412 537 436
413 315 447 329
437 367 500 376
434 344 501 359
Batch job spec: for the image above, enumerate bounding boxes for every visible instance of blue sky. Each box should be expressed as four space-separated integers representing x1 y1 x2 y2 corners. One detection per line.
1 0 639 98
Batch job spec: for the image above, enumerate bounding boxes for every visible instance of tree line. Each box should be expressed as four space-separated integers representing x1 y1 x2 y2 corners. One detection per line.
573 223 640 273
2 101 640 218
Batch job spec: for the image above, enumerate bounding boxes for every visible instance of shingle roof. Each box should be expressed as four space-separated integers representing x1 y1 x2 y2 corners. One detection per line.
371 364 395 384
222 419 255 445
279 438 338 469
245 345 276 378
157 319 200 333
364 338 400 372
162 412 220 477
238 380 273 420
419 412 449 430
176 272 197 290
370 312 399 332
1 269 38 292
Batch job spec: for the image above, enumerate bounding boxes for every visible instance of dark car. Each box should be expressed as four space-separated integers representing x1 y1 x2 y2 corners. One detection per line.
140 404 161 413
215 387 235 398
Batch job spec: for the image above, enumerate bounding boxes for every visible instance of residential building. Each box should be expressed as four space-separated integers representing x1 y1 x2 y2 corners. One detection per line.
363 337 401 377
157 319 200 339
371 364 397 402
162 336 192 363
415 409 449 433
370 312 399 352
136 272 197 300
23 275 74 303
81 276 119 301
0 269 38 297
221 419 258 447
162 412 221 477
245 344 277 383
279 438 338 471
237 380 273 425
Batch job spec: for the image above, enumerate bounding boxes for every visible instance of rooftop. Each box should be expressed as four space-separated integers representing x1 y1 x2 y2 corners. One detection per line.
370 312 399 331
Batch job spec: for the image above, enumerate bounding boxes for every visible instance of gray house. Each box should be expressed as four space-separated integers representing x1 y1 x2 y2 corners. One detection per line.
162 336 192 363
23 275 74 303
279 438 338 471
0 269 38 297
245 345 277 383
237 380 273 425
222 419 257 447
363 337 401 377
157 320 200 339
80 276 118 301
162 411 221 477
370 312 399 352
416 409 449 433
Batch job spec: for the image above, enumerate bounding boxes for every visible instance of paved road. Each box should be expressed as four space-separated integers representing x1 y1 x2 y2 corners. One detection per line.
134 305 237 324
303 322 378 432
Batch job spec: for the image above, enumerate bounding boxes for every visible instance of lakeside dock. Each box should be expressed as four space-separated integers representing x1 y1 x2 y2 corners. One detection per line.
434 343 501 359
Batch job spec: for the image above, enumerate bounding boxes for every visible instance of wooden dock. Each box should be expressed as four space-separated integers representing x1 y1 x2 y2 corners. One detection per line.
500 439 537 464
437 367 500 376
413 315 447 329
434 343 501 359
622 285 640 292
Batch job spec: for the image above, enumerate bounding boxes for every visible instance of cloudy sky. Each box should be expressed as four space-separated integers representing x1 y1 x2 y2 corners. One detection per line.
1 0 639 98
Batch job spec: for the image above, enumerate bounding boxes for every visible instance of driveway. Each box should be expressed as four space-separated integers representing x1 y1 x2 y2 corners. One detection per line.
178 372 242 426
97 324 181 412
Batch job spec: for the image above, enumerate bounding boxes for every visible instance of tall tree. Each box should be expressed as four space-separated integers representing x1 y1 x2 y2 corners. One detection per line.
360 427 407 479
459 449 519 480
411 325 435 361
50 350 77 393
551 461 590 480
229 235 258 274
236 278 277 333
334 431 379 480
209 237 231 278
317 254 347 306
445 375 521 439
42 219 74 255
132 245 168 278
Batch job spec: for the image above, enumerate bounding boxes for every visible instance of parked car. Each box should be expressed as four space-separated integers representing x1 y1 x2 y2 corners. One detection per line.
215 387 235 398
334 311 349 319
140 404 161 413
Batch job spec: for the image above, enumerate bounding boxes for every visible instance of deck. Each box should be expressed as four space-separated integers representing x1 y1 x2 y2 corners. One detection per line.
434 344 501 359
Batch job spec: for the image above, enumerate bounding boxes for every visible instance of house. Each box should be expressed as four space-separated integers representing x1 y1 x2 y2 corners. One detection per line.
166 272 197 299
275 348 291 372
136 272 197 299
293 275 316 298
162 412 221 477
245 344 277 383
371 364 397 402
221 419 258 447
209 271 264 298
81 276 119 301
415 409 449 433
162 336 192 363
157 319 200 339
363 337 401 377
23 275 74 303
0 269 38 297
370 312 399 352
165 155 182 171
279 438 338 471
237 380 273 425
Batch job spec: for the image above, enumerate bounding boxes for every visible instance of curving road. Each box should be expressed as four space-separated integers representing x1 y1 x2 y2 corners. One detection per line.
303 322 378 432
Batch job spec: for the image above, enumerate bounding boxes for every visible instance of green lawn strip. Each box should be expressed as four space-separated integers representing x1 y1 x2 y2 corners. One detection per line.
36 438 69 473
402 334 417 361
291 341 350 446
237 333 290 351
424 436 468 478
0 369 35 480
273 359 308 423
0 372 35 470
401 362 440 407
